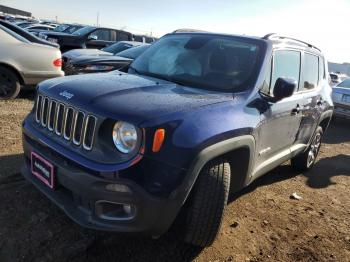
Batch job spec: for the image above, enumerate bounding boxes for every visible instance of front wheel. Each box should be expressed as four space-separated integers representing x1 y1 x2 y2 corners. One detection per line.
291 127 323 172
184 159 231 247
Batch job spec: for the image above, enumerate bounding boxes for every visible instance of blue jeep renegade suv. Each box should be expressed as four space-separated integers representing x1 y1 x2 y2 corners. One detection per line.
21 31 333 247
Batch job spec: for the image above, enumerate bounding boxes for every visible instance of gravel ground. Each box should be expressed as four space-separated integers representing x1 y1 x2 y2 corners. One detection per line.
0 93 349 262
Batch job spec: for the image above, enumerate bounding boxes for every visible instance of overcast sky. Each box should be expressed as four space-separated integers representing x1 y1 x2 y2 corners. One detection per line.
2 0 349 63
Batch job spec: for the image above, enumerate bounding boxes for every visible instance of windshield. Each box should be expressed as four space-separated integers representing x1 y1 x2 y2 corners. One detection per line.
65 25 82 34
116 45 150 59
54 24 69 32
130 34 265 92
337 78 350 88
102 42 134 54
72 26 95 36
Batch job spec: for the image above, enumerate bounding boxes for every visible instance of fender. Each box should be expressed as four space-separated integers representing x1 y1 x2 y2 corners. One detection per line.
307 109 333 146
318 109 333 129
178 135 256 203
151 135 256 236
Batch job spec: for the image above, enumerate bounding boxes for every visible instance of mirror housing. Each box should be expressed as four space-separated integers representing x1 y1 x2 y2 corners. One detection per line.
88 35 98 41
272 77 297 102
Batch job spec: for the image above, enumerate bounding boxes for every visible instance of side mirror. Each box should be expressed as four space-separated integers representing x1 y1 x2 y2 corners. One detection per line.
88 35 98 41
273 77 297 101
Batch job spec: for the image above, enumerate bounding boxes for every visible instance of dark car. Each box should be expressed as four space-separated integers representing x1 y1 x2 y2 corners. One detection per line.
21 32 333 247
44 26 133 52
64 44 150 75
0 19 59 48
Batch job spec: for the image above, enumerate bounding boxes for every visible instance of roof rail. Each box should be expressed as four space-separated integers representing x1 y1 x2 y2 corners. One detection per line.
262 33 321 52
172 28 207 33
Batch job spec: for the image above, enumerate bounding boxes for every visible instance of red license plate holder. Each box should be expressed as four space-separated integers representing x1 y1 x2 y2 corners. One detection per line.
31 152 55 189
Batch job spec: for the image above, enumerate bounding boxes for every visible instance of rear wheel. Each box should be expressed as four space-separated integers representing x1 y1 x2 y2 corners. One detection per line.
184 159 230 247
0 66 21 100
291 127 323 172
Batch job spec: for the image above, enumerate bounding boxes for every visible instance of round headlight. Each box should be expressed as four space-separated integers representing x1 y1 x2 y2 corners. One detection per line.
112 121 138 153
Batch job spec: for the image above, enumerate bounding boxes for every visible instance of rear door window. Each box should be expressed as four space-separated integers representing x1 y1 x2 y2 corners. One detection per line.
270 50 301 94
117 31 130 41
300 53 319 91
90 29 112 41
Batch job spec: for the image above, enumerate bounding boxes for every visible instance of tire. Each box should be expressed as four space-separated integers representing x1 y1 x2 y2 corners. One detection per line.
0 66 21 100
291 127 323 172
184 160 231 247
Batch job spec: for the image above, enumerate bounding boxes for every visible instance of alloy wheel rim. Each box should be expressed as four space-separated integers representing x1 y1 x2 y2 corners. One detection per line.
307 133 322 168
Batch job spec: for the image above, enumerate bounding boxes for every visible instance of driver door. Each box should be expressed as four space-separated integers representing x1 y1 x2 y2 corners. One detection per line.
254 49 303 176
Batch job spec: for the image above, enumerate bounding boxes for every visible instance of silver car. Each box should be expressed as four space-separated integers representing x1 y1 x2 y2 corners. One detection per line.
0 25 64 99
332 78 350 119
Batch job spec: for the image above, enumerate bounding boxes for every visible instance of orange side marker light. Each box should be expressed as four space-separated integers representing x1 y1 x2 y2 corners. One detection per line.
152 129 165 153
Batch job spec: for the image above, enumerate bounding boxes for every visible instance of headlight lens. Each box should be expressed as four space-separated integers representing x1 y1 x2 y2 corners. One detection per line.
112 121 138 153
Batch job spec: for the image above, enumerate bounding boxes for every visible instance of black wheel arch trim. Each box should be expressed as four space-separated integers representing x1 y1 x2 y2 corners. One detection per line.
318 109 333 130
178 135 256 203
151 135 255 237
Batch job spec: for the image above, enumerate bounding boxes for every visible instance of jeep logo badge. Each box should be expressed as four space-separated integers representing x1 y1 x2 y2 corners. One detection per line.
59 91 74 100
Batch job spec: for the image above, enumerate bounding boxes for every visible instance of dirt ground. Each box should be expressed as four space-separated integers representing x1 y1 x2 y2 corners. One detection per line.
0 93 349 262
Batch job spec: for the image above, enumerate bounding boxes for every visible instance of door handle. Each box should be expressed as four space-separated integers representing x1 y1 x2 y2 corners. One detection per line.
291 104 300 115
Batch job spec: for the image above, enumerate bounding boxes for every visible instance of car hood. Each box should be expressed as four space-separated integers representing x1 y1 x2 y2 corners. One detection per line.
39 72 233 124
63 49 112 60
72 55 132 65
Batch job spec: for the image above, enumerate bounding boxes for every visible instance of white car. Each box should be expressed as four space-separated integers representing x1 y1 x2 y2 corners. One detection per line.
332 78 350 119
0 25 64 99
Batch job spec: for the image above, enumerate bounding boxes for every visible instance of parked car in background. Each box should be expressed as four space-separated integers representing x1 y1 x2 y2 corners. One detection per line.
39 20 58 26
21 32 333 247
62 41 146 63
25 24 56 36
44 26 133 52
15 21 35 28
332 78 350 119
38 24 85 39
64 44 150 75
329 73 347 87
0 19 59 48
0 25 64 99
133 34 157 43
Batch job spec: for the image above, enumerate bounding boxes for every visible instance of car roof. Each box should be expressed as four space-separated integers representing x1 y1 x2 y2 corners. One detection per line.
169 30 323 56
262 33 323 56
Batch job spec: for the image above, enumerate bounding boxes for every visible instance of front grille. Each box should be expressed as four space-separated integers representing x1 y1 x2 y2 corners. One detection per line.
35 95 97 150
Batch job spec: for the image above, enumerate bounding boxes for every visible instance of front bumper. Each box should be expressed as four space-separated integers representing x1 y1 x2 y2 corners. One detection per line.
21 130 182 237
